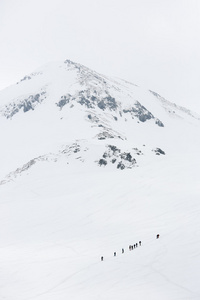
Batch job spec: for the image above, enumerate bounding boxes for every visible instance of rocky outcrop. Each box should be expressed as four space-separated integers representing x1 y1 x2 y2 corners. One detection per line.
98 145 137 169
152 148 165 155
57 90 118 111
123 101 164 127
1 91 46 119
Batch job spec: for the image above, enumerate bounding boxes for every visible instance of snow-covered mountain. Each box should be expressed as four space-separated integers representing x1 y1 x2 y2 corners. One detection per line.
0 60 200 300
0 59 199 179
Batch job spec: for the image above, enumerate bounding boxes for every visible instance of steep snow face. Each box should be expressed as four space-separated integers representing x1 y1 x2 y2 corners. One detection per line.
0 59 198 124
0 59 199 179
0 59 200 299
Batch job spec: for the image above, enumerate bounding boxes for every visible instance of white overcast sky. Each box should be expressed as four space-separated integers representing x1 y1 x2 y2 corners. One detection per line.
0 0 200 112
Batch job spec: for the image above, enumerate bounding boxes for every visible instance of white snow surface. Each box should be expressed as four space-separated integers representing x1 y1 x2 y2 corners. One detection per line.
0 59 200 299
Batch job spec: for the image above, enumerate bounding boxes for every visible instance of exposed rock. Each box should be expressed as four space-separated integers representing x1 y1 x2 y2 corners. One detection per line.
133 148 143 155
1 92 46 119
108 145 121 154
155 119 164 127
98 145 136 170
103 152 108 158
97 132 115 140
98 159 107 166
56 94 71 109
153 148 166 155
135 101 154 122
117 162 125 170
20 75 31 82
57 90 118 112
120 152 133 162
122 101 164 127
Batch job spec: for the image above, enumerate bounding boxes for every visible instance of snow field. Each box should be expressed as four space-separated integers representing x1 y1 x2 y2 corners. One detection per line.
0 150 200 299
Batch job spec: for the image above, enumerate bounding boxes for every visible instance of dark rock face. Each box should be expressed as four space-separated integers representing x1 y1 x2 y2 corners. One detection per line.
55 74 165 128
123 103 150 121
56 94 71 109
98 96 118 111
123 101 165 127
57 90 118 111
97 100 106 110
78 92 94 108
117 162 125 170
98 159 107 166
153 148 165 155
155 119 164 127
2 92 46 119
108 145 120 153
98 145 136 170
123 101 153 122
135 102 154 122
120 152 133 162
97 132 115 140
23 94 40 112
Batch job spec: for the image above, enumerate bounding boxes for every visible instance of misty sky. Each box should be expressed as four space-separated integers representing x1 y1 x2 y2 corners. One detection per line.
0 0 200 112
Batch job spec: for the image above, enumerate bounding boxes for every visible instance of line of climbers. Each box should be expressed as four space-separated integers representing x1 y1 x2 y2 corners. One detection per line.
101 234 159 261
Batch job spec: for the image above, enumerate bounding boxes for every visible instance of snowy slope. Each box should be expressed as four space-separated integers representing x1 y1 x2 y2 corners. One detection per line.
0 59 199 178
0 59 200 299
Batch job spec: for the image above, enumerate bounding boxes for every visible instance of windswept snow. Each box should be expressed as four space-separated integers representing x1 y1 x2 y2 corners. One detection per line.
0 153 200 300
0 59 200 299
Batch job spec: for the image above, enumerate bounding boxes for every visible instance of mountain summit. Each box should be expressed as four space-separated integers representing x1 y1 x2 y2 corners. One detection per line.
0 59 199 180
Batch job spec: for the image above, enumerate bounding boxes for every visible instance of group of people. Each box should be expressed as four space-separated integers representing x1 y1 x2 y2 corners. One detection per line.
129 241 141 250
101 234 159 261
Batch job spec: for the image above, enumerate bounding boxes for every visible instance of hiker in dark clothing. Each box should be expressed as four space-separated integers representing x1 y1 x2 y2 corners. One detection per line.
101 256 103 261
139 241 141 246
129 245 132 251
136 243 138 247
156 234 160 239
131 245 133 250
114 252 116 257
122 248 124 254
134 244 136 249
